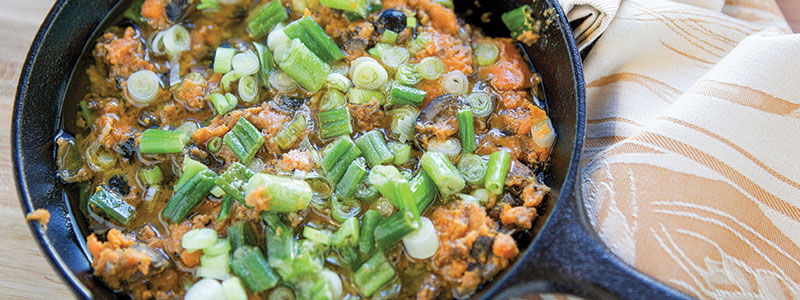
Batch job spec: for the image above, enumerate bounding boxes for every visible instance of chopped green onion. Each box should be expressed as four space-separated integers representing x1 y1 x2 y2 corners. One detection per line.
474 40 500 66
232 51 260 75
79 100 93 124
395 63 421 86
433 0 453 8
140 129 189 154
162 170 217 222
420 151 465 195
406 17 417 28
388 106 419 143
381 30 398 44
268 286 296 300
228 221 258 250
356 179 380 202
502 5 537 46
485 150 511 194
331 196 361 223
221 71 244 91
368 43 391 58
318 107 353 140
466 91 493 117
197 0 220 11
217 193 234 220
470 188 490 203
411 170 437 212
320 137 361 184
163 25 191 57
238 75 259 103
246 0 289 39
458 154 487 186
215 162 255 202
210 186 225 198
355 130 394 167
327 73 351 92
319 0 370 18
231 246 280 293
352 59 388 90
269 70 298 93
176 155 208 189
182 228 218 252
358 210 381 254
407 32 431 55
254 42 274 87
348 88 385 104
245 173 313 212
374 209 420 249
368 165 418 217
223 118 265 164
213 47 236 74
283 16 345 63
427 137 461 159
272 114 307 150
138 166 163 186
416 56 445 80
390 142 411 165
458 107 476 153
442 70 469 95
389 82 426 106
207 136 222 153
402 216 439 259
335 157 367 199
303 226 333 246
333 216 360 247
125 70 160 106
89 186 136 225
210 92 238 115
353 252 396 297
185 279 225 300
222 277 248 300
319 89 346 111
532 118 556 149
267 25 290 51
381 47 409 71
198 251 230 280
275 39 331 92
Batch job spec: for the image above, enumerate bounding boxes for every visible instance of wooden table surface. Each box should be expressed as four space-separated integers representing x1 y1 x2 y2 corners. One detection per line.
0 0 797 299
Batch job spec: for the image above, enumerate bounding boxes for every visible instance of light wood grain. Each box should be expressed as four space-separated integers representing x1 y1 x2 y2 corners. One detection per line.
0 0 76 299
0 1 797 299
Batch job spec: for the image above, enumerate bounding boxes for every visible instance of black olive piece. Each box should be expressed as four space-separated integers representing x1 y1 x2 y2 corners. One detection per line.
107 174 131 196
114 137 138 163
280 95 305 111
375 9 407 34
165 0 188 22
470 235 493 264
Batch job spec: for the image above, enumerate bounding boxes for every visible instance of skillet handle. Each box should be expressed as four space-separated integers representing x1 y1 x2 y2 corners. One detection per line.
483 186 694 300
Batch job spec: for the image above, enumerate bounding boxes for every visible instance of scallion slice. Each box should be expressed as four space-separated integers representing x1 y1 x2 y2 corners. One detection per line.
420 151 465 195
416 56 445 80
319 89 346 111
395 63 421 86
388 106 419 143
402 216 439 259
221 277 248 300
244 173 313 212
326 73 351 92
163 25 191 57
283 16 345 63
237 75 259 103
427 138 461 159
380 29 398 44
318 107 353 140
473 40 500 66
532 118 556 149
88 186 136 225
381 47 409 70
269 70 298 93
442 70 469 95
246 0 289 39
223 118 265 164
319 0 370 18
275 39 331 92
389 82 426 106
213 47 236 74
457 107 476 153
210 92 238 115
272 114 306 150
348 88 385 104
182 228 218 252
231 51 260 75
140 129 189 154
457 153 487 186
125 70 160 106
466 91 493 117
485 150 511 194
352 59 388 90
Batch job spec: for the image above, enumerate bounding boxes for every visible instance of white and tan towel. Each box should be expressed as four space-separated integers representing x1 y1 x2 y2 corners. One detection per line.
554 0 800 298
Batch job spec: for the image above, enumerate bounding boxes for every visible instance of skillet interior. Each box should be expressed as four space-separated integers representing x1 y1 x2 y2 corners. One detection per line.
13 0 584 298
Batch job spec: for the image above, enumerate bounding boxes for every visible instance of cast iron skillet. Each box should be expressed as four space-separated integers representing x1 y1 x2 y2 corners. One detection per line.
13 0 692 299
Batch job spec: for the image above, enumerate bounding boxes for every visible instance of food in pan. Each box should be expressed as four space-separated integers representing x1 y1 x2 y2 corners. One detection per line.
55 0 554 298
